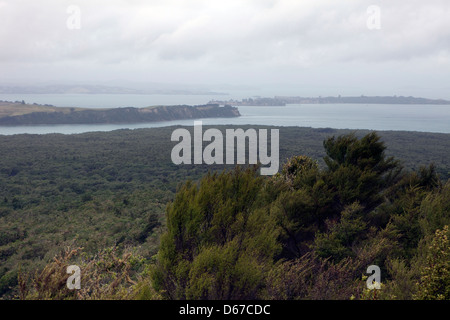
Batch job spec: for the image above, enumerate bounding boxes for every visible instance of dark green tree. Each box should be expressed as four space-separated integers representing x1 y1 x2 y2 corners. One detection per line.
272 133 402 260
269 155 334 259
323 132 401 212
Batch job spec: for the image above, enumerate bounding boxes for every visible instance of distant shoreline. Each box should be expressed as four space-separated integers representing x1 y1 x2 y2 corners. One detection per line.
0 102 240 126
209 95 450 106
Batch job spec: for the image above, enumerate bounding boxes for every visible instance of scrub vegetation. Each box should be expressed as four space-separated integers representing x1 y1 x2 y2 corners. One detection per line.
0 126 449 300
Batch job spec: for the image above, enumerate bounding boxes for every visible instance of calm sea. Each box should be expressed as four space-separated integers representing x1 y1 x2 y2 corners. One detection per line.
0 94 449 135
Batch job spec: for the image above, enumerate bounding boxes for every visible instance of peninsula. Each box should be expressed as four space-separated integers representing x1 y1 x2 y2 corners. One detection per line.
0 101 240 126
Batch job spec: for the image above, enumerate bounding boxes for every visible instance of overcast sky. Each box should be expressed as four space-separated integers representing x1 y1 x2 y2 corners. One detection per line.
1 0 450 98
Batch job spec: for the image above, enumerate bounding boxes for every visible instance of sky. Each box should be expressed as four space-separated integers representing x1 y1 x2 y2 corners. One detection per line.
1 0 450 98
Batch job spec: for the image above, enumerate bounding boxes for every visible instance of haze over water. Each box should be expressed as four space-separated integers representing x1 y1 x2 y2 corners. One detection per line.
0 94 449 135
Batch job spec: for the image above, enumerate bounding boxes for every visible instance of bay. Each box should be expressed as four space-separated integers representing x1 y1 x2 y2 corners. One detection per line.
0 94 449 135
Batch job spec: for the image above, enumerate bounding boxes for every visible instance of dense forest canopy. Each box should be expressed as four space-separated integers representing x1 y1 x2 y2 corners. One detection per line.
0 126 449 300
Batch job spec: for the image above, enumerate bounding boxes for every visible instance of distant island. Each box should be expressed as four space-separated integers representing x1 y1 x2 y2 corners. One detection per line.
209 95 450 106
0 101 240 126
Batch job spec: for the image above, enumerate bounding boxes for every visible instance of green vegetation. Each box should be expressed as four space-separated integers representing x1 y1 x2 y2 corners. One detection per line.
0 102 239 125
152 167 280 299
0 100 84 118
0 126 449 299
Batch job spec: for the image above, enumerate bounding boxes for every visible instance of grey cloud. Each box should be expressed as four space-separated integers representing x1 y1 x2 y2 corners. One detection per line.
0 0 445 64
1 0 450 98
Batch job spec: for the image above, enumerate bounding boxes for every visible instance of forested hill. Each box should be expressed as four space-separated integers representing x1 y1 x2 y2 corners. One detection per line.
0 103 240 125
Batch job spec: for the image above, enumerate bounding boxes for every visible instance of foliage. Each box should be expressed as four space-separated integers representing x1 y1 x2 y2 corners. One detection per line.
265 252 363 300
0 127 449 299
323 132 401 212
415 225 450 300
152 167 280 299
17 245 161 300
313 202 368 261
